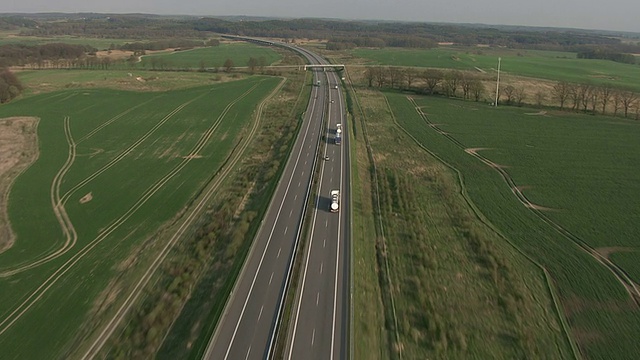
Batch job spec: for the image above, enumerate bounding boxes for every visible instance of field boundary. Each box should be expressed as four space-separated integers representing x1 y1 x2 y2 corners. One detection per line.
0 117 40 254
407 96 640 307
394 95 580 359
80 77 287 359
345 72 402 360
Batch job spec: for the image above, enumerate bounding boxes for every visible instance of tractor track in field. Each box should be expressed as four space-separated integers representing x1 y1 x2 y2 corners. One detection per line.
0 116 77 276
0 93 201 276
406 96 640 306
81 78 285 359
0 81 268 339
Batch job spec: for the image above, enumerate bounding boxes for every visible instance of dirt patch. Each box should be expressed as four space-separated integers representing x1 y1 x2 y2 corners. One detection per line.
0 117 39 254
595 246 636 259
79 192 93 204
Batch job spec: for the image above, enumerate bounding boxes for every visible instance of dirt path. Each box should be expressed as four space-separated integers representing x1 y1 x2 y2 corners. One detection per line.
0 117 39 254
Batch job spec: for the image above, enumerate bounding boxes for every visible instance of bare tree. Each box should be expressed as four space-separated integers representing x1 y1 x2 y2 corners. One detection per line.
247 57 259 73
568 83 580 111
599 85 614 114
388 67 403 89
422 69 442 94
612 90 622 116
443 70 462 97
461 73 473 100
502 85 516 105
551 81 571 110
374 66 387 88
621 91 638 118
364 67 376 87
223 58 234 72
589 88 599 113
514 87 526 106
470 78 484 102
578 83 592 112
403 68 417 89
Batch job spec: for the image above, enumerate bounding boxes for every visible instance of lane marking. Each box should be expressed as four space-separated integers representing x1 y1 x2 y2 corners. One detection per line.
289 209 293 217
320 262 323 274
277 247 282 258
312 329 316 346
221 72 320 360
284 226 288 235
316 292 320 306
245 346 251 360
258 306 264 322
269 272 273 285
323 239 326 248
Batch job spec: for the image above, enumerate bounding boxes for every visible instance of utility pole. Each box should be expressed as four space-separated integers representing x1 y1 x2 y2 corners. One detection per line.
495 57 501 106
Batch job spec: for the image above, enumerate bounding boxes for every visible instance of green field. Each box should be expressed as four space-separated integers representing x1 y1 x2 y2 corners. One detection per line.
0 77 279 359
0 34 138 49
353 47 640 91
16 69 238 95
140 43 282 69
385 93 640 359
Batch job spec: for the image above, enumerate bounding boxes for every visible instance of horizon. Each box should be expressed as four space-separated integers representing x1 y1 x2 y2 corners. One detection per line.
1 0 639 34
1 11 639 37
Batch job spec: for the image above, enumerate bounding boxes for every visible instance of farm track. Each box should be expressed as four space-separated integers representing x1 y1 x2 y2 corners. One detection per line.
0 93 202 276
0 116 78 276
81 78 285 359
0 83 264 336
406 96 640 306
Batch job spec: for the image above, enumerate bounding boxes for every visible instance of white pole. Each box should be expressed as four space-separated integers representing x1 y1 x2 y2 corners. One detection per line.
495 57 501 106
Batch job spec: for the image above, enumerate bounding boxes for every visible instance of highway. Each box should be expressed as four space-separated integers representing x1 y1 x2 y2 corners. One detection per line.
285 64 350 360
203 42 349 360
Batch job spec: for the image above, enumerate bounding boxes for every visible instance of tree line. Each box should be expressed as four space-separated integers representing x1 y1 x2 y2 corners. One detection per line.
0 43 97 68
362 66 640 119
5 14 640 55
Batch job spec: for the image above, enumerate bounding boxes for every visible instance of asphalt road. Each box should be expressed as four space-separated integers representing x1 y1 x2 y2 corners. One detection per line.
203 44 340 360
285 68 350 360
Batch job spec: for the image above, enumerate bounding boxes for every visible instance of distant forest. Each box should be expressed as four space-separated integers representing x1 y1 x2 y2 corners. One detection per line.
1 14 640 63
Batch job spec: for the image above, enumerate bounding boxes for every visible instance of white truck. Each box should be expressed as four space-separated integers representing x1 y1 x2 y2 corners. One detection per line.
330 189 340 212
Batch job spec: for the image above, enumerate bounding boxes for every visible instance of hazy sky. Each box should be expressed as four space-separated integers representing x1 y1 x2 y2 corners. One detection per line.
2 0 639 33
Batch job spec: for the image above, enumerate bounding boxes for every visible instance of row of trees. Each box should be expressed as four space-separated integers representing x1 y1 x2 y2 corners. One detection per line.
362 66 640 119
0 43 96 68
7 14 639 54
364 66 487 101
550 81 639 118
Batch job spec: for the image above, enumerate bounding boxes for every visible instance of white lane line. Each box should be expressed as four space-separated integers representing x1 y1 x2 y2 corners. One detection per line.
269 272 274 285
316 292 320 306
312 329 316 346
320 262 323 274
323 239 326 248
284 226 288 235
258 306 264 322
245 346 251 360
325 219 328 227
287 76 333 359
298 181 301 187
331 167 334 173
307 152 310 156
221 70 319 360
330 73 346 360
277 247 282 258
294 194 298 201
290 209 293 217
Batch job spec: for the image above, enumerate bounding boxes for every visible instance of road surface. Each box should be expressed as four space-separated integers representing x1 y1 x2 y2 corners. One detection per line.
203 42 349 360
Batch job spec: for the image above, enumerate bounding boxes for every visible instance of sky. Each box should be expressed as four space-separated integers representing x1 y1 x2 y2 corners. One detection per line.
2 0 639 33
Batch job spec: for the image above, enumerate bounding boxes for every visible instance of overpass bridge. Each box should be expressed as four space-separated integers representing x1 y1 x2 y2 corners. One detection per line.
303 64 345 71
